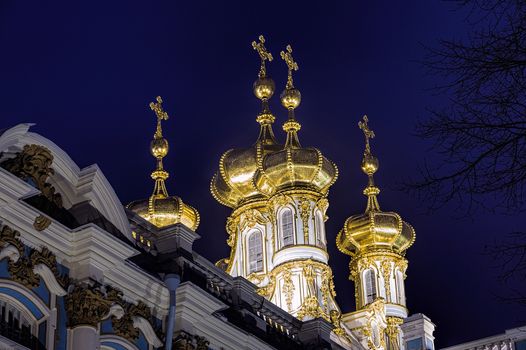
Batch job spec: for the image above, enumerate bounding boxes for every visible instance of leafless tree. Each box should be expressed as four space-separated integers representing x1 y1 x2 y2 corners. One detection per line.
412 0 526 213
412 0 526 302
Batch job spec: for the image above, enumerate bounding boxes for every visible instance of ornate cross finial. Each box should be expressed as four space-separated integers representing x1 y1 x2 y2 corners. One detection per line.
358 115 375 155
149 96 169 139
252 35 273 78
280 44 299 89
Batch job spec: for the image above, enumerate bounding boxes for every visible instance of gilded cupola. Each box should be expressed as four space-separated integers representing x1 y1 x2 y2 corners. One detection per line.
253 44 338 197
210 35 282 208
336 116 415 257
127 96 200 231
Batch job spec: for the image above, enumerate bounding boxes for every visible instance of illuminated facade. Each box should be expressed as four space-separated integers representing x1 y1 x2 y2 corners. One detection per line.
0 35 464 350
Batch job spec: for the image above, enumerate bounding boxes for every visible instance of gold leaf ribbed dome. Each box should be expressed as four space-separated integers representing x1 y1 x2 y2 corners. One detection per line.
336 115 415 258
254 146 338 197
211 134 282 208
337 208 415 257
127 196 200 231
128 96 200 231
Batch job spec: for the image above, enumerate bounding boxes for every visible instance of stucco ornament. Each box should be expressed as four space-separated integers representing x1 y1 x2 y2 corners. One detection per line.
1 144 62 207
66 285 122 327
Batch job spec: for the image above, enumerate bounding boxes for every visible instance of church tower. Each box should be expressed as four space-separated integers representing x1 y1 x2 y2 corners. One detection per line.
336 116 415 350
211 36 340 321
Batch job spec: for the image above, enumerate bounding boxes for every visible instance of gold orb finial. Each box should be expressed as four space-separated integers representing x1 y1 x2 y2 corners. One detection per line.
252 35 275 101
280 44 301 110
149 96 169 159
252 35 277 128
148 96 171 198
358 115 378 176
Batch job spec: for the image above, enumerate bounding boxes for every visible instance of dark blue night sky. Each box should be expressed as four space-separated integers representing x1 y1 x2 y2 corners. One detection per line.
1 1 523 347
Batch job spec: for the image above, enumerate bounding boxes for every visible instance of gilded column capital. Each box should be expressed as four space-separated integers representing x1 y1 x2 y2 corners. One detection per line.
66 284 121 328
316 197 329 221
112 301 153 342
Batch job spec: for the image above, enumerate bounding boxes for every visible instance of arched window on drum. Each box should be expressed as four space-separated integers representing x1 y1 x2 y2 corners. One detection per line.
364 268 378 305
247 230 264 274
280 208 295 249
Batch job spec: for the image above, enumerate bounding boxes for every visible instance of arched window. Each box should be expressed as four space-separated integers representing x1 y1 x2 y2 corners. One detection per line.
280 208 294 248
314 212 325 248
248 231 263 274
364 269 377 304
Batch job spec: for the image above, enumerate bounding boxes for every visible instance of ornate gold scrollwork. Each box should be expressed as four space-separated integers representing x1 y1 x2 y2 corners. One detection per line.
282 270 294 312
316 197 329 221
66 285 119 327
298 198 310 242
112 301 152 341
395 258 408 278
173 332 210 350
6 241 69 290
33 215 51 231
240 208 266 230
225 215 239 247
9 256 39 288
1 144 62 207
268 193 292 209
0 224 24 256
297 262 326 320
381 259 392 302
256 276 275 299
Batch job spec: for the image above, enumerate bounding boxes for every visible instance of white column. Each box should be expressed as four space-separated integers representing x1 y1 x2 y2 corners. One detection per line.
69 325 99 350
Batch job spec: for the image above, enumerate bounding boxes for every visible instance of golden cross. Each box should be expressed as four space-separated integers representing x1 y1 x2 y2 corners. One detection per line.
252 35 273 78
149 96 169 139
358 115 375 154
280 44 299 89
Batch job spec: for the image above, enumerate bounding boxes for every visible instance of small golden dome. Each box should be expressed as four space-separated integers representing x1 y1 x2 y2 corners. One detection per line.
336 115 415 258
128 96 200 231
127 196 200 230
337 210 415 257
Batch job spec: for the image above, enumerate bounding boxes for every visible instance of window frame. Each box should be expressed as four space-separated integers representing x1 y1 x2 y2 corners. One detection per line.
247 229 264 274
278 207 296 250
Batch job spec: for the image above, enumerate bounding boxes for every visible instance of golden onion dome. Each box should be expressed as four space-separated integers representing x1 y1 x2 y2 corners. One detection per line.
211 35 283 208
127 195 200 231
336 116 415 258
210 124 282 208
253 44 338 197
127 96 200 231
